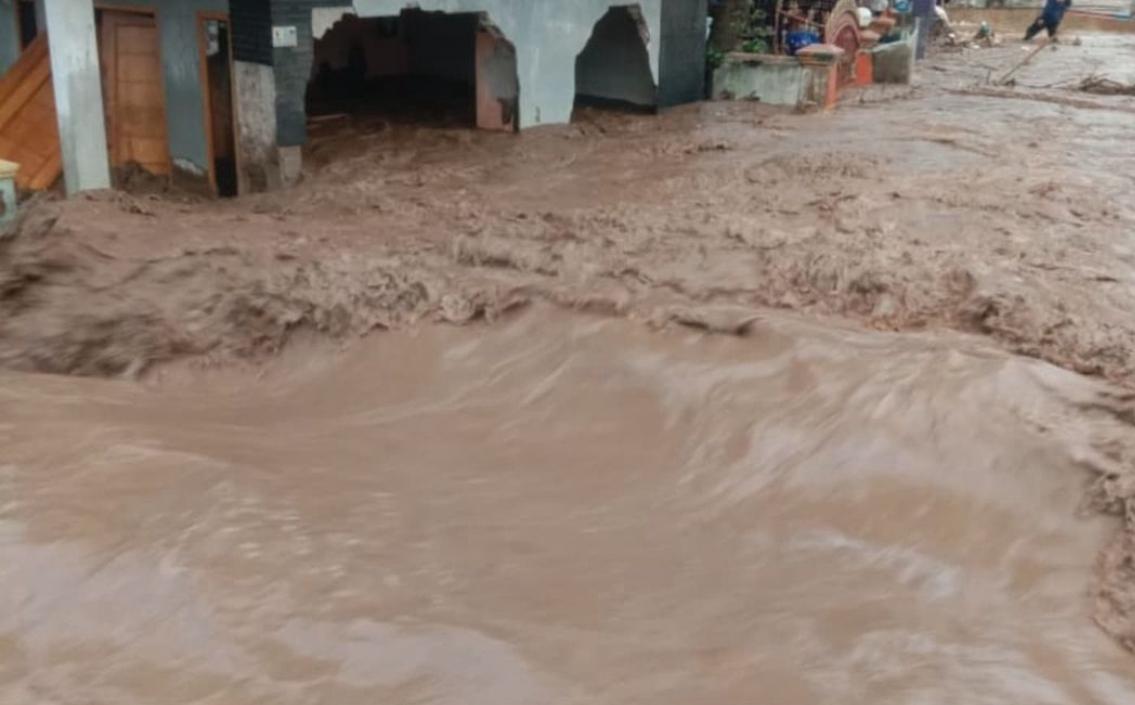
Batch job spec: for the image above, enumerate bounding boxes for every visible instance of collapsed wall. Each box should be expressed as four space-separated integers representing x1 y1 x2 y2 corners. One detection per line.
270 1 669 157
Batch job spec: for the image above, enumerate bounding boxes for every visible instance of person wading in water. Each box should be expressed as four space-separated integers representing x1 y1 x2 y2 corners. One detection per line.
1025 0 1072 41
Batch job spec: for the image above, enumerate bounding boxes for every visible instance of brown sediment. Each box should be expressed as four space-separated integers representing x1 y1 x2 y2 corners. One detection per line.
2 33 1135 697
4 307 1135 703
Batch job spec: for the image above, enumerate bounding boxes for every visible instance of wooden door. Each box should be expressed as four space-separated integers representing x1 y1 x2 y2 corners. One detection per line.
99 10 171 175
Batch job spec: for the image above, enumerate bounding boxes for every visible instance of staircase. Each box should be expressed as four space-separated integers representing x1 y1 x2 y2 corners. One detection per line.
0 35 62 191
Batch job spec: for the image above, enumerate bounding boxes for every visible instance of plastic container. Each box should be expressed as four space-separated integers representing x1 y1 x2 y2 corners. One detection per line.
786 30 821 55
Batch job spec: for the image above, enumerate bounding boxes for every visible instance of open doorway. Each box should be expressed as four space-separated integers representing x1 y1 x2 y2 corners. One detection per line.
199 14 238 197
307 11 516 133
574 6 657 116
16 0 38 49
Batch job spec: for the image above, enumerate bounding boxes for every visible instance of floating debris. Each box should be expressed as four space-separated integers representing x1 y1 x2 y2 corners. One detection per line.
1076 75 1135 96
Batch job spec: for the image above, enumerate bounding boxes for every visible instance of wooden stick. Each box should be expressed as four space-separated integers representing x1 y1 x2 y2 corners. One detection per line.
995 40 1048 85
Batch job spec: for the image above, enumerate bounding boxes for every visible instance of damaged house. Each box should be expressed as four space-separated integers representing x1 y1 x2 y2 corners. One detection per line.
0 0 707 199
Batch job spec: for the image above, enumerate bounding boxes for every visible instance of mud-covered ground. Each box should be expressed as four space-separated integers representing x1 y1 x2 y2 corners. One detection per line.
4 35 1135 381
4 31 1135 651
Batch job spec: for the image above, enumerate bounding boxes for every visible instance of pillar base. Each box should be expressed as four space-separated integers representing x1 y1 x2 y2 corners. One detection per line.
278 146 303 187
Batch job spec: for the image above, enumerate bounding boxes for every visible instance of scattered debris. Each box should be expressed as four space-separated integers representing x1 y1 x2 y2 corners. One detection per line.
1076 76 1135 96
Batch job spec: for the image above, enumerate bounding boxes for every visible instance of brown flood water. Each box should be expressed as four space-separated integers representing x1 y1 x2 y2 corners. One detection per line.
3 307 1135 703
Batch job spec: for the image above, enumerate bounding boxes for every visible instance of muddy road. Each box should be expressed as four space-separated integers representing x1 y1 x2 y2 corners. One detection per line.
3 32 1135 704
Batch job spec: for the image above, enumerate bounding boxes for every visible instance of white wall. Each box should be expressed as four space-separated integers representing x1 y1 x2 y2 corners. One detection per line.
345 0 663 127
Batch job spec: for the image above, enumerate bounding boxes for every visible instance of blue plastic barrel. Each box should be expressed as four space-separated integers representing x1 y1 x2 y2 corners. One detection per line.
786 30 821 55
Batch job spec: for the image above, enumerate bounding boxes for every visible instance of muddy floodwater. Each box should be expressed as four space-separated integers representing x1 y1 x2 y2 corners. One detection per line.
4 308 1135 703
4 28 1135 705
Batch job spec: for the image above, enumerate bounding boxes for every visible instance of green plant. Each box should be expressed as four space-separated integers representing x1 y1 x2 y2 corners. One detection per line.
741 37 770 54
710 0 777 55
707 46 726 70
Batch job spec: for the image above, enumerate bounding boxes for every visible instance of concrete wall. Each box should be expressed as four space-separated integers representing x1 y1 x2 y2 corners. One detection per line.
712 53 837 110
475 27 517 130
871 34 916 84
230 0 278 194
713 55 809 106
575 6 657 107
271 0 671 147
234 60 278 192
659 0 707 106
0 0 19 75
110 0 229 179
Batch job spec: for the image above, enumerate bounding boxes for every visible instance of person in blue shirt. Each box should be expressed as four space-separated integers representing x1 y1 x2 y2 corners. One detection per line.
1025 0 1072 40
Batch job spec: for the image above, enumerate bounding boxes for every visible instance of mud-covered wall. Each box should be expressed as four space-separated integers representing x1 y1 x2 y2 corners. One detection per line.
270 0 678 147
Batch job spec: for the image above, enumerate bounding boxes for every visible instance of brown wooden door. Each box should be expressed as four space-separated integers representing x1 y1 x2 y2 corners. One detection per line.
99 10 171 175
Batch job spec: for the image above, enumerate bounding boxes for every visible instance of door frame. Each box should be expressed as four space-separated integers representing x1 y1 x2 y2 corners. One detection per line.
94 4 170 175
196 10 240 196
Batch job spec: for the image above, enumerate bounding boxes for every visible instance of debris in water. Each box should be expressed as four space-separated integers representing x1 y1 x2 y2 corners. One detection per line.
1076 75 1135 96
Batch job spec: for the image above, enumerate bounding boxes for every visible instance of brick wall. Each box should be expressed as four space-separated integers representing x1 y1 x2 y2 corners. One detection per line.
659 0 707 106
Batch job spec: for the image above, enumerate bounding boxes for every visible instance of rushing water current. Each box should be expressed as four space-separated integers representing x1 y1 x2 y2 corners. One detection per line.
3 309 1134 704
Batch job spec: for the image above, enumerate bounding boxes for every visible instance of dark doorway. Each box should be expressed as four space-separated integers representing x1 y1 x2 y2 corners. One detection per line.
200 15 238 197
574 7 657 115
17 0 38 49
308 11 501 128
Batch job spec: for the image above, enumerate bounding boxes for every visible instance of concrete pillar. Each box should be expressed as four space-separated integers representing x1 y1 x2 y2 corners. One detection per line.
43 0 111 194
912 0 932 60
